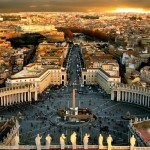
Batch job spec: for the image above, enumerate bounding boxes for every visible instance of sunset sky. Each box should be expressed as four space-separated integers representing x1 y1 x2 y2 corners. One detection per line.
0 0 150 13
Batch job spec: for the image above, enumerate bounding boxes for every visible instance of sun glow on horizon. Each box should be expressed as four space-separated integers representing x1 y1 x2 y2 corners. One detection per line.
112 8 147 13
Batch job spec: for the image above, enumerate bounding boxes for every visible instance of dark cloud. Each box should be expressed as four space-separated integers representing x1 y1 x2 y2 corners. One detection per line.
0 0 149 12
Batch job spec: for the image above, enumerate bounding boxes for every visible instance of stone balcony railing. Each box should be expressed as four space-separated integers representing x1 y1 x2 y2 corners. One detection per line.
0 145 149 150
112 83 150 94
128 117 150 147
0 84 37 95
0 145 129 150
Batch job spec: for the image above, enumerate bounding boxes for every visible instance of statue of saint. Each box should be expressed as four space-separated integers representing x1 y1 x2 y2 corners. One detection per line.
98 134 103 147
45 134 52 147
9 116 15 125
17 112 23 120
107 134 113 147
14 134 19 146
83 133 90 145
35 134 42 150
134 117 138 124
60 133 66 149
130 135 136 147
70 132 77 149
70 132 77 145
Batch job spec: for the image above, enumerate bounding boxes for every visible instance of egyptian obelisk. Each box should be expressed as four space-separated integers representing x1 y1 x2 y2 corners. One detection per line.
72 82 76 115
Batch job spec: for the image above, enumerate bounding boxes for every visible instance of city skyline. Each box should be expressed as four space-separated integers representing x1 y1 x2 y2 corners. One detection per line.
0 4 150 148
0 0 150 13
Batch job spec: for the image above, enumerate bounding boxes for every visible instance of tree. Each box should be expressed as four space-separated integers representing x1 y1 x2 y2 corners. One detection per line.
64 30 73 39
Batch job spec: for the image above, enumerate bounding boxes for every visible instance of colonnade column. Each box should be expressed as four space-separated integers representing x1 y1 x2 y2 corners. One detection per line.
8 95 10 105
142 95 145 106
133 93 135 103
5 96 7 106
28 92 31 101
18 93 20 103
134 93 137 103
121 91 124 101
128 92 131 102
17 93 20 103
143 96 146 106
117 91 121 101
139 94 142 105
14 94 16 104
24 92 26 102
146 96 149 107
125 92 128 101
1 97 3 106
14 94 16 103
137 94 140 104
6 96 8 106
16 93 19 103
130 92 132 102
111 91 115 100
9 95 11 105
3 96 5 106
21 93 23 102
145 96 148 107
131 93 134 103
11 94 14 104
35 91 38 101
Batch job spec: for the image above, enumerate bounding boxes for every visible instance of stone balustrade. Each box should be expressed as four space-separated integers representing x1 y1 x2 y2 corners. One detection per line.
136 147 150 150
0 120 20 146
0 145 131 150
128 117 150 147
0 145 149 150
111 83 150 108
3 126 18 145
130 117 150 125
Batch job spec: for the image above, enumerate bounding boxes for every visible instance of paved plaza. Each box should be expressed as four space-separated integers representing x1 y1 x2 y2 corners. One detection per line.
0 44 150 146
0 84 150 146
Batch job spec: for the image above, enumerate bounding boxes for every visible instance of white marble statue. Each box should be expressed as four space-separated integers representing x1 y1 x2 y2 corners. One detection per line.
35 134 42 150
107 134 113 150
83 133 90 149
130 135 136 149
45 134 52 148
14 134 19 147
60 133 66 149
70 132 77 149
98 134 103 148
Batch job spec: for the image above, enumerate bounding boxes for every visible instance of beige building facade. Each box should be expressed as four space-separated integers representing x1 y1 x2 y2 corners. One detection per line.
82 68 121 94
6 63 67 94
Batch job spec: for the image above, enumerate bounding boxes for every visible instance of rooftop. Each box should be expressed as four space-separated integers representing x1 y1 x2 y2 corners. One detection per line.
134 121 150 143
11 68 46 79
10 63 47 79
0 117 16 142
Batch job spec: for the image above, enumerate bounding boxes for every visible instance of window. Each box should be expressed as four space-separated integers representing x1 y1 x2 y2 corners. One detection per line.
84 75 86 80
62 75 64 80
